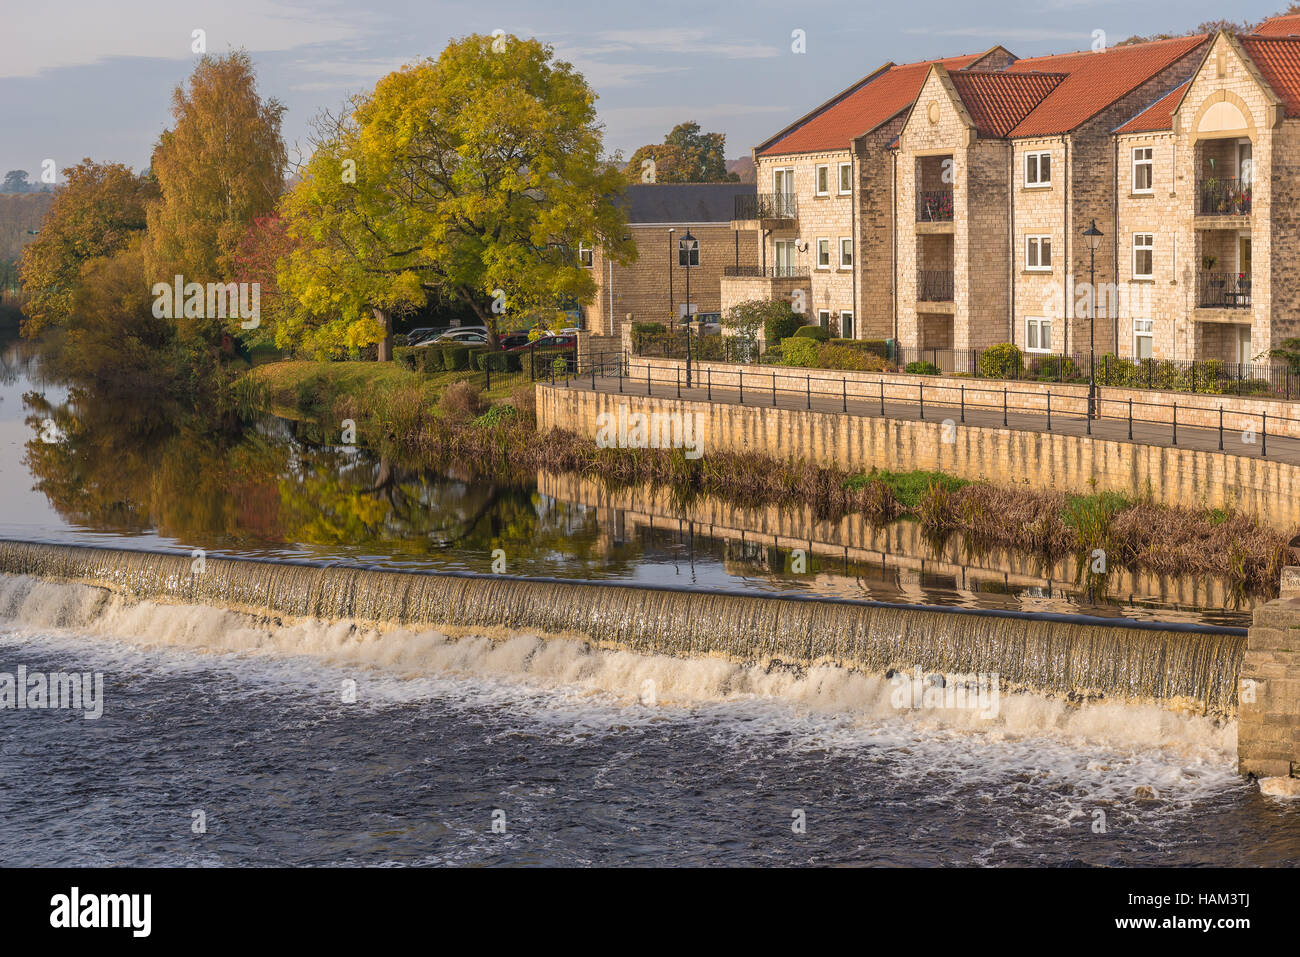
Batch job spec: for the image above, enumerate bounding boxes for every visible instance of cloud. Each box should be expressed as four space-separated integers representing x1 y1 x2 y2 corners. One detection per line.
556 27 783 62
1 0 368 79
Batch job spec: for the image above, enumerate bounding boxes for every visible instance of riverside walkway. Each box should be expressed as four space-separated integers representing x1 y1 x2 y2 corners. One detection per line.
553 361 1300 466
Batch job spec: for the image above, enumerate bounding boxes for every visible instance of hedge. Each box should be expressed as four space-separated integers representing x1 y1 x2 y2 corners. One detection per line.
793 325 831 342
475 349 521 372
780 337 820 367
442 344 471 370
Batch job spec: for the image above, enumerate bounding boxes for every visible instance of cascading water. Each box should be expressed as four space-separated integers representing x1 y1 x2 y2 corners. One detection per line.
0 539 1245 717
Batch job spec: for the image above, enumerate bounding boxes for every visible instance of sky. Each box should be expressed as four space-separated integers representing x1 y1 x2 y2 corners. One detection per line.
0 0 1286 182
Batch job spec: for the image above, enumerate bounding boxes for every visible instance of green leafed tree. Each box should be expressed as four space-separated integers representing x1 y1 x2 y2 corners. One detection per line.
279 33 635 358
626 121 736 183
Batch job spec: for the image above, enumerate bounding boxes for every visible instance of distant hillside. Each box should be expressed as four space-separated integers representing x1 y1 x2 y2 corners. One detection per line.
726 157 755 184
0 192 54 261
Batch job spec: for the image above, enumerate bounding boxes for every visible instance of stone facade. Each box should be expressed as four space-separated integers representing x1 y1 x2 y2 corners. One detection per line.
588 223 759 340
1240 582 1300 778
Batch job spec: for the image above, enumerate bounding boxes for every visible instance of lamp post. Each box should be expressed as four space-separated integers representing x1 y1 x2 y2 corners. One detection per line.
680 230 698 387
1082 219 1104 419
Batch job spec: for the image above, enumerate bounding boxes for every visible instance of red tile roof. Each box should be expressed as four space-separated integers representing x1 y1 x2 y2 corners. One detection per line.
1253 13 1300 37
1003 35 1209 136
1113 80 1190 133
949 70 1065 136
756 53 987 156
1240 37 1300 116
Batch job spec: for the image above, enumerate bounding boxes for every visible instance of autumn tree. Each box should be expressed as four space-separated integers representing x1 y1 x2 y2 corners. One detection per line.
279 33 634 358
146 51 286 345
233 214 299 350
625 121 735 183
18 159 156 336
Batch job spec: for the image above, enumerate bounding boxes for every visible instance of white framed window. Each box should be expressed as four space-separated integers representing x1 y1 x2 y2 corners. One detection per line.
838 162 852 194
815 164 830 196
678 238 699 267
1025 150 1052 187
578 242 593 267
1132 233 1154 278
839 237 853 268
1134 318 1153 359
840 311 854 339
1025 317 1053 353
816 237 831 269
818 308 831 331
1025 234 1052 271
1132 147 1153 193
773 167 795 197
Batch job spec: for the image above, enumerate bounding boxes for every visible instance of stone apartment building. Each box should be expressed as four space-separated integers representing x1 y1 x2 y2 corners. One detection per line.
721 14 1300 368
585 183 758 339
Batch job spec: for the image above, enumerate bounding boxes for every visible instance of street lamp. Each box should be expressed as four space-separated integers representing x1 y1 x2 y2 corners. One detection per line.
1082 219 1104 425
679 230 698 387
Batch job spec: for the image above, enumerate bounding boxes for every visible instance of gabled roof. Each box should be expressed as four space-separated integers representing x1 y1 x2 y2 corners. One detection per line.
1253 13 1300 37
1113 80 1190 134
1003 34 1209 136
618 183 756 224
1239 36 1300 116
756 50 1004 156
948 70 1066 136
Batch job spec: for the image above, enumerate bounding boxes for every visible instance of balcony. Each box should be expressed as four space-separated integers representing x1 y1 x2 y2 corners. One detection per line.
733 192 798 224
917 189 954 223
1196 271 1252 309
1198 177 1251 216
918 269 954 302
723 264 809 279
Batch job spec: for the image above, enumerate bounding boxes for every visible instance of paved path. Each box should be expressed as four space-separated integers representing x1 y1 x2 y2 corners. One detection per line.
553 369 1300 466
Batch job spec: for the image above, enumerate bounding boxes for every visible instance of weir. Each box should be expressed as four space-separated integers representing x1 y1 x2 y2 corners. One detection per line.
0 540 1248 721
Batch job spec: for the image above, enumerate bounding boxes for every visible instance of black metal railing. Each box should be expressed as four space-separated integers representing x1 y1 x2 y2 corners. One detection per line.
1198 176 1251 215
554 352 1300 457
734 192 798 220
918 269 954 302
1197 271 1252 309
917 189 954 222
723 264 808 279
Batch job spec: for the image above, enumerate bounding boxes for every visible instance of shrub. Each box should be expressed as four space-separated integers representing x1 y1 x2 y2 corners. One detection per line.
694 335 725 360
420 347 445 373
817 345 889 372
393 346 418 371
859 339 890 359
631 322 667 335
1028 355 1083 383
442 344 470 370
551 356 569 377
904 361 941 376
764 308 802 345
1175 359 1230 394
510 383 537 427
793 325 830 342
978 343 1023 380
475 350 519 372
440 380 487 420
781 336 820 367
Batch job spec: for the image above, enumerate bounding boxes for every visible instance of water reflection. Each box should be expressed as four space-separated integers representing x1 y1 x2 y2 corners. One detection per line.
0 337 1253 627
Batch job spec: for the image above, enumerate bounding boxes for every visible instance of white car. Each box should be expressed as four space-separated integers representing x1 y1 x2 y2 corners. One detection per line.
416 327 487 346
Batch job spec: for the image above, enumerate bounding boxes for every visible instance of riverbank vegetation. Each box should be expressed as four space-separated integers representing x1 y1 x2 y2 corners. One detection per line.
243 361 1287 597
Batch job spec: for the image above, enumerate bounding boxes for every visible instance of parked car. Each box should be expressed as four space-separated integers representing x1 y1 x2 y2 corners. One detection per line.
416 327 488 346
405 326 445 344
506 334 575 352
497 331 532 350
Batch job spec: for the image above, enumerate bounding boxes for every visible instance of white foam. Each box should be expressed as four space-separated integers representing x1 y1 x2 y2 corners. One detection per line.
0 573 1242 805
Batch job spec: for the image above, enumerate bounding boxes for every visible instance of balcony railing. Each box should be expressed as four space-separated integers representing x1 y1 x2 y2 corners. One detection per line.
1198 176 1251 216
918 269 954 302
734 192 798 221
917 189 954 222
723 264 808 279
1197 271 1252 308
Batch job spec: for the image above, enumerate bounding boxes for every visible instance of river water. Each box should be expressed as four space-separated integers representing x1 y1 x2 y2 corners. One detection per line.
0 341 1296 866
